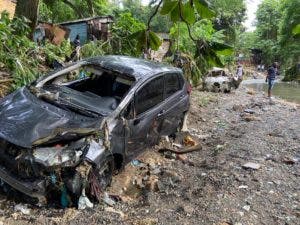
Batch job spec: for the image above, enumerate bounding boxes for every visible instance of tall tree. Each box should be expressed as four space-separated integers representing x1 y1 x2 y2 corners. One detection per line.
255 0 282 65
15 0 40 38
211 0 246 43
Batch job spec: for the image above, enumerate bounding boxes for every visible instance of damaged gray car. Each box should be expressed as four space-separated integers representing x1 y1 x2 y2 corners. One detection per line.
0 55 190 205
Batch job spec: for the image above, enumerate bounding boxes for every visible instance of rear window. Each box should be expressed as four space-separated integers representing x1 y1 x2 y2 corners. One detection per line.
135 76 164 115
165 73 182 98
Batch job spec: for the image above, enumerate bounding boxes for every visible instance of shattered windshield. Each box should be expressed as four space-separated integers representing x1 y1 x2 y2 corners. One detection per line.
30 65 134 116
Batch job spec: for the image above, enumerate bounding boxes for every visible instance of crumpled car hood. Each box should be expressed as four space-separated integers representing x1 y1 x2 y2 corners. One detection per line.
0 87 103 148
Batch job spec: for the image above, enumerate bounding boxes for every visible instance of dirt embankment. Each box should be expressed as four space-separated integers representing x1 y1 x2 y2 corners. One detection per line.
0 87 299 225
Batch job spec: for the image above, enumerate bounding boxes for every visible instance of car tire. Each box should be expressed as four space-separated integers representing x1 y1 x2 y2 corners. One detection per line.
88 156 115 200
95 156 114 190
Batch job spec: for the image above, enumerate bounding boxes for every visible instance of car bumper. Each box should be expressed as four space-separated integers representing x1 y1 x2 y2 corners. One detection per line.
0 166 47 202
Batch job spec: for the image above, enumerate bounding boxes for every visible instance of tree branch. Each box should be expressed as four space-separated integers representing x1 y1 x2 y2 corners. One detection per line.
86 0 95 16
178 0 197 42
147 0 163 31
146 0 163 50
62 0 84 18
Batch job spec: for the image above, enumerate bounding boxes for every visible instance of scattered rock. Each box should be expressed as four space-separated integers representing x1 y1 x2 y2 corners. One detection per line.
242 205 251 211
238 185 248 189
244 108 255 114
241 114 262 122
232 104 244 112
132 218 158 225
247 89 256 95
242 162 261 170
281 157 299 165
105 207 126 219
103 192 116 206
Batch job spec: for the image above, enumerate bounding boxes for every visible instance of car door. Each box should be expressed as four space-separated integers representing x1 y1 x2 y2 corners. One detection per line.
159 72 189 136
126 75 165 157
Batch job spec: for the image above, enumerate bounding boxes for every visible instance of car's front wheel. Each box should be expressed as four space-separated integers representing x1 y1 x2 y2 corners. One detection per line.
88 156 114 201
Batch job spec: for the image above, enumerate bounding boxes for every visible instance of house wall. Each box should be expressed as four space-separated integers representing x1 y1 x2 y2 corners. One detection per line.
0 0 16 18
63 22 88 44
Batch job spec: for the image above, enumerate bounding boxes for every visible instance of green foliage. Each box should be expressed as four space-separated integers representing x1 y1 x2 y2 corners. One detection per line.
0 13 72 90
292 24 300 36
210 0 246 43
39 0 111 23
169 20 232 84
160 0 215 23
81 40 109 58
111 12 146 56
278 0 300 81
254 0 282 65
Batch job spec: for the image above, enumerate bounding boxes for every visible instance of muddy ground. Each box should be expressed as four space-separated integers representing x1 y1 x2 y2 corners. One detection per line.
0 86 299 225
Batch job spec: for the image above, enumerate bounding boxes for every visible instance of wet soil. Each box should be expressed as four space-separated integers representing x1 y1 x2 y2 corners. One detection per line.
0 86 299 225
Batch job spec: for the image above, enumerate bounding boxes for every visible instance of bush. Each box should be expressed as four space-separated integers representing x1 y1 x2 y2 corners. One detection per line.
0 12 72 92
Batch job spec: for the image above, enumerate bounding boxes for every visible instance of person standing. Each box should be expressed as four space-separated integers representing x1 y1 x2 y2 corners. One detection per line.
236 64 244 80
266 62 277 98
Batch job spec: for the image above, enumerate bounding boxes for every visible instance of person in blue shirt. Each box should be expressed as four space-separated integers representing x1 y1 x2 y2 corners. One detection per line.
266 62 278 98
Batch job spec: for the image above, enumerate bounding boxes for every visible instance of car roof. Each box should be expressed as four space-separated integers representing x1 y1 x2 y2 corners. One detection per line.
86 55 182 80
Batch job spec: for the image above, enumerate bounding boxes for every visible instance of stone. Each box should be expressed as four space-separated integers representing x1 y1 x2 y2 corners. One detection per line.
242 162 261 170
242 205 251 211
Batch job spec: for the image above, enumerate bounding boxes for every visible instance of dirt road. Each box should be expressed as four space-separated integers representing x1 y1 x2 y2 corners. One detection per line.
0 86 299 225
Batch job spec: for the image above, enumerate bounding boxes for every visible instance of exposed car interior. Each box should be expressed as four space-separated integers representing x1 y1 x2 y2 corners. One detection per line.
41 65 134 115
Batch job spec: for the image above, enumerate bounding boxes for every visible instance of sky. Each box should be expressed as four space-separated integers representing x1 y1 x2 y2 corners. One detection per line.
243 0 262 31
141 0 262 32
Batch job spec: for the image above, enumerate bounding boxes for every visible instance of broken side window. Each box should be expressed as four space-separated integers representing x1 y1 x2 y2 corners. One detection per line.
165 73 180 98
135 76 164 115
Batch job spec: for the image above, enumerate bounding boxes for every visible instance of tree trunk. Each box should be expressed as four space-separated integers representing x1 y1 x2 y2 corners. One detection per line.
86 0 95 16
14 0 40 39
62 0 84 18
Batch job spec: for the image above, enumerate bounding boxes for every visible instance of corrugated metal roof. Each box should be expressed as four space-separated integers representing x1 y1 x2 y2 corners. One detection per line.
59 16 114 25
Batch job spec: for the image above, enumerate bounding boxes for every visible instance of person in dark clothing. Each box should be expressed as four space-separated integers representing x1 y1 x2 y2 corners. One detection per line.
73 34 81 47
266 62 277 98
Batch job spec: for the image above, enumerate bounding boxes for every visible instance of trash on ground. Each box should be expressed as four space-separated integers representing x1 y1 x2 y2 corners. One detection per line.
103 192 116 206
14 204 31 215
183 135 196 146
244 109 255 114
104 207 126 219
158 144 202 155
242 162 261 170
78 189 94 210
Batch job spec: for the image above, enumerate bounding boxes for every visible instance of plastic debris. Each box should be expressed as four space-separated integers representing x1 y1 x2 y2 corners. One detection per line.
244 109 255 114
238 185 248 189
183 135 196 146
131 159 146 167
242 162 261 170
14 203 31 215
103 192 116 206
60 185 69 208
78 189 94 210
242 205 251 211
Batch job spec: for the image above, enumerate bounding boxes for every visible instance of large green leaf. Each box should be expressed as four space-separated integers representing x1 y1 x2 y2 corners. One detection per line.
170 3 180 22
210 42 233 56
130 30 146 51
149 31 162 50
292 24 300 36
130 30 162 51
194 0 215 19
160 0 178 15
195 40 226 67
182 2 196 24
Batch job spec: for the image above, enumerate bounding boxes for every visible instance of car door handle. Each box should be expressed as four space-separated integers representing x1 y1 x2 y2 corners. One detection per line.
180 94 185 99
157 110 165 118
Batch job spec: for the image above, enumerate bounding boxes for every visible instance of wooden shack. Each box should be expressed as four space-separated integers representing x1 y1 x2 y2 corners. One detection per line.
59 16 114 44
